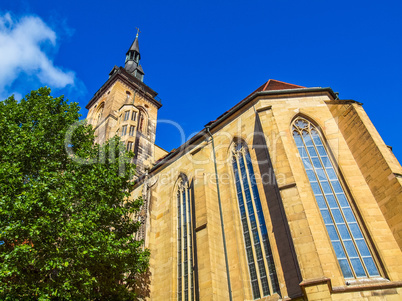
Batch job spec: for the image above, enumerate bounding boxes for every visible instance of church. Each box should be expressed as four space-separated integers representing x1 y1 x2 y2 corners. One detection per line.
85 34 402 300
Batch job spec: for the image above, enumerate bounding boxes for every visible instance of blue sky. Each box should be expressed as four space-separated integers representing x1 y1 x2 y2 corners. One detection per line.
1 0 401 161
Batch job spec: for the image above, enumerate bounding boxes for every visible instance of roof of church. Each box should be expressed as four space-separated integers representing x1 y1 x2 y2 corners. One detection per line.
249 79 305 95
204 79 306 127
146 79 338 174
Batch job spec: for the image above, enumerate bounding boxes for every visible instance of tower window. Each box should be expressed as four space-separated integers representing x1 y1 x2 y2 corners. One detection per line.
131 111 137 121
232 142 280 299
129 125 135 137
138 109 147 135
96 103 104 124
292 117 380 279
177 177 195 301
126 141 133 152
124 111 130 121
126 91 131 101
121 125 127 136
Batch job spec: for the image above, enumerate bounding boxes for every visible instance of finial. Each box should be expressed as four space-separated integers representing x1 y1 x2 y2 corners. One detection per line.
136 27 141 38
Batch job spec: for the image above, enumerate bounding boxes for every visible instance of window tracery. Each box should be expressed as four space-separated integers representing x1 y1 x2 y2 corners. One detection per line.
292 117 380 279
232 142 280 299
177 177 194 301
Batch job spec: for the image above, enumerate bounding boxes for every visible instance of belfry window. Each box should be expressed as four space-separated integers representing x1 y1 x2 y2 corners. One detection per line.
177 177 194 301
292 117 380 279
232 142 280 299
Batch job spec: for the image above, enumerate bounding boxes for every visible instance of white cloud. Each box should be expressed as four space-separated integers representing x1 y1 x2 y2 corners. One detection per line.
0 13 75 97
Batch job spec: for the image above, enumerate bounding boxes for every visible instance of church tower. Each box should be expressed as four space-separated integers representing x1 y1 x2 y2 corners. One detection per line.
85 32 162 174
85 33 402 301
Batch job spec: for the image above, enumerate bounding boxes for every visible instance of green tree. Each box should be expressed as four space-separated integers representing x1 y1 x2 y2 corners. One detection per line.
0 87 149 300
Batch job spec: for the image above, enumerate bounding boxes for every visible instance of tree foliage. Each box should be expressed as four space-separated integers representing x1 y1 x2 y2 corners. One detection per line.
0 88 149 300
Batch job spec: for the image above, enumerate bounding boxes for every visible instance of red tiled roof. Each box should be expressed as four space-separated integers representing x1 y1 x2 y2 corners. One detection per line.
243 79 305 100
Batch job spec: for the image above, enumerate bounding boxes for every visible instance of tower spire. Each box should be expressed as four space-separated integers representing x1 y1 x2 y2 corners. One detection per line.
125 29 144 82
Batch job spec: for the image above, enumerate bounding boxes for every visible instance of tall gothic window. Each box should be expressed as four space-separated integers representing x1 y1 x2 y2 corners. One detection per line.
292 117 380 279
232 142 280 299
177 177 194 301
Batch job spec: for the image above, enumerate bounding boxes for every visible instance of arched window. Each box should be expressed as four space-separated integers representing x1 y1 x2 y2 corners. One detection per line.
177 177 194 300
232 141 280 299
292 117 380 279
138 109 147 135
96 103 104 124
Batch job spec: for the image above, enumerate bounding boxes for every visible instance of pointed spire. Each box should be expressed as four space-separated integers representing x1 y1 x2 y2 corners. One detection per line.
127 28 140 58
127 36 140 56
124 28 144 82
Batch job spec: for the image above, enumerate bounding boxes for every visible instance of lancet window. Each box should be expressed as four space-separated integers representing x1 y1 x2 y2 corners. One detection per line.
96 103 104 124
292 117 380 279
138 109 147 134
177 177 195 301
232 142 280 299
